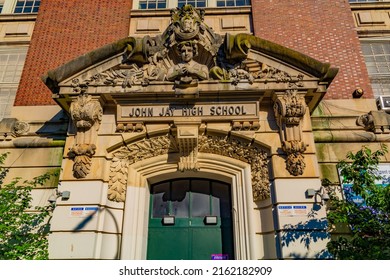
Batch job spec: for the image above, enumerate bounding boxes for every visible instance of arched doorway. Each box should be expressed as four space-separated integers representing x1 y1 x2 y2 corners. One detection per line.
119 152 265 260
147 178 234 260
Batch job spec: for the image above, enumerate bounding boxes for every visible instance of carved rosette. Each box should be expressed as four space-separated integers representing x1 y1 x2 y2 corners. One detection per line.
356 113 375 131
12 121 30 136
357 111 390 134
198 135 270 201
68 93 103 179
108 135 179 202
273 89 307 176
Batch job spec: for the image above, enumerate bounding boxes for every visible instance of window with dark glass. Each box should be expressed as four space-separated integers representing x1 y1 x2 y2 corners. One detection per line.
178 0 206 8
139 0 167 9
216 0 251 7
150 179 231 219
13 0 40 13
0 47 27 120
361 41 390 97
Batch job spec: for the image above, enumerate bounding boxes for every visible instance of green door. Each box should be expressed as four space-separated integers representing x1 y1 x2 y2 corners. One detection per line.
147 179 234 260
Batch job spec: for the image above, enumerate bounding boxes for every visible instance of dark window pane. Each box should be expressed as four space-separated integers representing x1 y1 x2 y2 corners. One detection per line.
198 1 206 7
14 8 23 13
211 182 231 218
24 7 32 13
157 2 166 8
171 180 189 217
152 182 170 218
227 0 235 7
191 180 210 217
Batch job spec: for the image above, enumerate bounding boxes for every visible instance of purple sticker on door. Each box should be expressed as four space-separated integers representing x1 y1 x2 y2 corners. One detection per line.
211 254 229 260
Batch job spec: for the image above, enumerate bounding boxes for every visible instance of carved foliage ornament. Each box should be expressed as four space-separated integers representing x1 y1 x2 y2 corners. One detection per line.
108 134 270 203
282 140 307 177
198 135 270 201
108 135 179 202
274 89 306 126
68 93 102 179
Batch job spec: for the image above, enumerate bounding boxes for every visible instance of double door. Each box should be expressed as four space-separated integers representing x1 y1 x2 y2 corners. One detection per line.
147 178 234 260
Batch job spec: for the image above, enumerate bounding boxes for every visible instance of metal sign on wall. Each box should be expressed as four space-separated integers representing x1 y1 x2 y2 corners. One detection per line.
340 164 390 205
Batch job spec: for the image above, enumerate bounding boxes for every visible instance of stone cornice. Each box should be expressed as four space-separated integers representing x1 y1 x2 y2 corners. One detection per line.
0 13 37 22
350 2 390 11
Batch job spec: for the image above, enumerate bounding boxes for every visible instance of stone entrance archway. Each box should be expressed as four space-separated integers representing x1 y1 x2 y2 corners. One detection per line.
45 5 337 260
105 132 272 259
118 151 271 259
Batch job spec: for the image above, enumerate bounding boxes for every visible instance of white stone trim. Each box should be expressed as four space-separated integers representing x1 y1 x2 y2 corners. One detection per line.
120 152 261 260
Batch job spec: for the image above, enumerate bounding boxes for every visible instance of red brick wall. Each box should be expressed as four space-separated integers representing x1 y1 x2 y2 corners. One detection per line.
252 0 373 99
15 0 133 106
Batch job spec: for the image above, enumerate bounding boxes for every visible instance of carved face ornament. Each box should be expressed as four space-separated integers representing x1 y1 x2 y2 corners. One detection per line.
181 45 194 62
181 16 194 33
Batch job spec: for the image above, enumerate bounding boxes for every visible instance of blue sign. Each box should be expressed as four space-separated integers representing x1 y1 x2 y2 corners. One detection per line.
341 164 390 205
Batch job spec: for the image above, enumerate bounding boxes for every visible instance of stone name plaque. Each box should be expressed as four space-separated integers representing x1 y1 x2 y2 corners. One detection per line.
118 102 259 121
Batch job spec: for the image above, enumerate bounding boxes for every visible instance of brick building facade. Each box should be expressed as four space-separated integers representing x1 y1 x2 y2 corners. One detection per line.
0 0 389 260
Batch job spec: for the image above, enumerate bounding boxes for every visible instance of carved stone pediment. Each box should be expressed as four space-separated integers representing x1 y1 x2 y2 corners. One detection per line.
50 5 336 103
43 5 338 181
58 40 312 97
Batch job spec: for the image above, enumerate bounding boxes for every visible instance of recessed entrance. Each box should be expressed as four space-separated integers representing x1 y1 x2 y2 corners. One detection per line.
147 178 234 260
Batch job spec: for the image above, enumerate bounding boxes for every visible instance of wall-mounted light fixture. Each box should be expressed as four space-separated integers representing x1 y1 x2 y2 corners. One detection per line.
48 189 71 203
306 186 330 205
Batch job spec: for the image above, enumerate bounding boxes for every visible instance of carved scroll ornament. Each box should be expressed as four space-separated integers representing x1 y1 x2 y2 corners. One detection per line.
68 93 102 179
274 89 307 176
